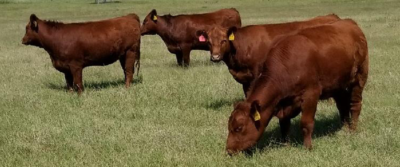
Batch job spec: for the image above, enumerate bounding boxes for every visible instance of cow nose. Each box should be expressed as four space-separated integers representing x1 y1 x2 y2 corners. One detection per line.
211 55 220 61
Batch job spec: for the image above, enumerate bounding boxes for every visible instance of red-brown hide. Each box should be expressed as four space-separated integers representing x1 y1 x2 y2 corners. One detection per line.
198 14 340 97
226 19 368 154
141 8 241 66
22 14 141 94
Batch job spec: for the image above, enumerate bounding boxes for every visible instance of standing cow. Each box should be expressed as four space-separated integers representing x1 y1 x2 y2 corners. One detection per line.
141 8 241 67
196 14 340 96
225 19 368 155
22 14 141 94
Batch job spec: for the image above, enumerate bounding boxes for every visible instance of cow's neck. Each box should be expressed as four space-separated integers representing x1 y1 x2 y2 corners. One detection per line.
37 21 58 57
246 80 282 135
155 17 177 45
223 51 236 69
223 42 247 70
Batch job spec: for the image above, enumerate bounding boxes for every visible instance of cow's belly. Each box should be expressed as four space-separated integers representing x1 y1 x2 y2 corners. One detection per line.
51 60 70 73
275 96 302 119
84 54 121 67
166 45 180 54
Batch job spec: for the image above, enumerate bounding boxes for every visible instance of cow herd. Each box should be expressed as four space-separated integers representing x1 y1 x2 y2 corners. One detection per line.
21 8 368 155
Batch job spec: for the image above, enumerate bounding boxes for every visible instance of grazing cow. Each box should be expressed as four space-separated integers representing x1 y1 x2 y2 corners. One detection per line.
22 14 141 94
225 19 368 155
141 8 241 67
196 14 340 97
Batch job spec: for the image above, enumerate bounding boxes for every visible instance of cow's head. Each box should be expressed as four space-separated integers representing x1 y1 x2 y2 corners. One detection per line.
22 14 41 47
141 9 158 35
226 101 263 155
196 26 237 62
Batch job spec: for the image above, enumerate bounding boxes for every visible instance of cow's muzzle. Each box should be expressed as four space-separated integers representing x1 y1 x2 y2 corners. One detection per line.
210 55 221 62
21 38 28 45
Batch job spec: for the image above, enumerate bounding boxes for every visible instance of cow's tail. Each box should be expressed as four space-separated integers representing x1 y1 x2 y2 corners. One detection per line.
135 54 140 77
135 38 141 77
133 14 141 77
356 35 368 88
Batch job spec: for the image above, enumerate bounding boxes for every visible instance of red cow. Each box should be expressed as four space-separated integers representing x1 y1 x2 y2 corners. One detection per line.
196 14 340 96
22 14 141 94
226 19 368 154
141 8 241 66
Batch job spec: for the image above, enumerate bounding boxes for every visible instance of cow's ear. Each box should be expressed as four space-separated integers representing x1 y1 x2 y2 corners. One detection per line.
30 14 39 31
150 9 158 22
226 27 237 55
196 30 208 42
227 26 237 41
250 100 261 122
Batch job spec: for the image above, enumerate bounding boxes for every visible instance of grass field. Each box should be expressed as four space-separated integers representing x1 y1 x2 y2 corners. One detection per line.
1 0 400 166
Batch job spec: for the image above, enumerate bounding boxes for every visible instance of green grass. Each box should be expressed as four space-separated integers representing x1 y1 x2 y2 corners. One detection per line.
1 0 400 166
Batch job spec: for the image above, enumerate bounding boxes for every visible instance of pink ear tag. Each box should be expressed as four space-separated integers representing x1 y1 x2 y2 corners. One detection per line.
199 35 206 42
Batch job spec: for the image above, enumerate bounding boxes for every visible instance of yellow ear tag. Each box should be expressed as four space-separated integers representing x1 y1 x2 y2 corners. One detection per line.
229 33 235 41
253 110 261 121
153 15 158 21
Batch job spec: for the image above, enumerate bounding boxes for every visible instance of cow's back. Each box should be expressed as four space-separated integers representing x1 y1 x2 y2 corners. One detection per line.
50 14 141 65
65 14 140 44
168 8 241 45
306 19 367 90
231 15 340 65
266 19 367 95
174 8 241 28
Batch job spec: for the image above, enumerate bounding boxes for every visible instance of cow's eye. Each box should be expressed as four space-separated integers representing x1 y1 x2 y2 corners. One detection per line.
221 40 227 44
234 126 243 132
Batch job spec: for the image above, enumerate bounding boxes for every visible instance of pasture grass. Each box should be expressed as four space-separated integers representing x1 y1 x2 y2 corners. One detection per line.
0 0 399 166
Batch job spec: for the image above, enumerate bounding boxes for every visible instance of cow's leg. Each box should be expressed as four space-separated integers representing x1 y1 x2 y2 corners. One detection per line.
243 69 258 97
333 90 351 127
133 43 141 77
123 50 136 88
70 65 84 95
182 48 191 67
349 85 364 131
242 83 251 97
175 52 183 66
300 88 320 149
349 59 368 131
64 72 73 92
119 55 127 81
279 118 291 144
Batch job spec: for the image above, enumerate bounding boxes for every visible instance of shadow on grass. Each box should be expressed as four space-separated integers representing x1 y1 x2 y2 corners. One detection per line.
46 75 143 91
205 97 244 110
90 1 121 4
245 113 342 156
166 58 226 69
